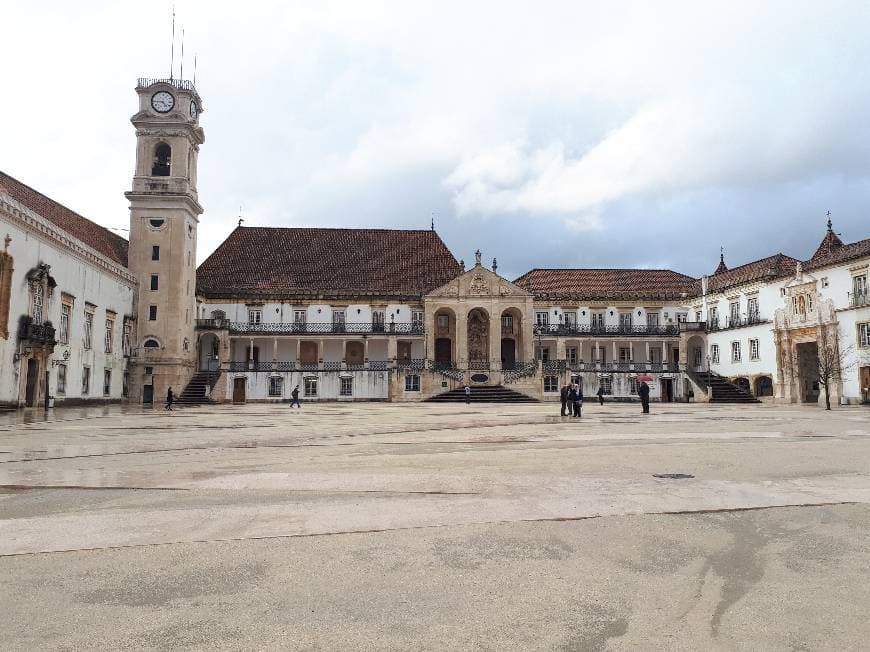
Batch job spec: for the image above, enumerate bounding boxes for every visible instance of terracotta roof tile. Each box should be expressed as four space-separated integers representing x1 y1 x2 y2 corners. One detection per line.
805 236 870 271
706 253 799 294
0 171 128 267
513 268 698 301
196 226 463 299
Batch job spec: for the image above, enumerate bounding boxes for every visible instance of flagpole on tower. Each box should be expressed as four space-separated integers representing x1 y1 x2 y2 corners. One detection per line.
170 6 176 81
180 28 185 80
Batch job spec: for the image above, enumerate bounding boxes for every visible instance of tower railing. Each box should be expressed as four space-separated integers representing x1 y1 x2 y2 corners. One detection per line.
137 78 199 95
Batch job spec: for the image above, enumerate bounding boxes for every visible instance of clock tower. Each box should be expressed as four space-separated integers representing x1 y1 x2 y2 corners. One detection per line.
125 78 204 404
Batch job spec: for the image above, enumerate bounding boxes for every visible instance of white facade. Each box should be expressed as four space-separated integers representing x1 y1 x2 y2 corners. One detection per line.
0 193 136 406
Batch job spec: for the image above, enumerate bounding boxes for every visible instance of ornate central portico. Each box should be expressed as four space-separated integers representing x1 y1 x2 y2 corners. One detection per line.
424 250 534 385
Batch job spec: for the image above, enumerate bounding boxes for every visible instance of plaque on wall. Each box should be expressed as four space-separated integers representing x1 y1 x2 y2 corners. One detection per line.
471 373 489 383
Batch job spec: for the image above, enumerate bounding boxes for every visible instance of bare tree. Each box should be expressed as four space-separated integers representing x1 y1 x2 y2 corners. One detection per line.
816 327 856 410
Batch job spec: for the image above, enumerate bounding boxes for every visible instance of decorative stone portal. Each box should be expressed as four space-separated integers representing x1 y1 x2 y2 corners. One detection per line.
467 308 489 368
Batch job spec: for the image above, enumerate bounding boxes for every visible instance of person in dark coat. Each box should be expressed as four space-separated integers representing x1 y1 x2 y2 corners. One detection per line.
573 383 583 417
639 381 651 413
559 385 571 417
290 385 301 408
596 385 605 406
567 385 578 416
164 387 174 411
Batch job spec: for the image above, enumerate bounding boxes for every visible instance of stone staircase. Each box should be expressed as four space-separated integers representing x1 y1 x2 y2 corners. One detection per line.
688 369 760 404
176 371 222 406
425 385 539 403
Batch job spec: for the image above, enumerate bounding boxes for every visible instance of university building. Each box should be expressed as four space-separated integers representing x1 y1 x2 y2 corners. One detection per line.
1 77 868 408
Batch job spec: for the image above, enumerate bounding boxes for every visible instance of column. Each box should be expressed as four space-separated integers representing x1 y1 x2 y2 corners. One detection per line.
295 339 301 363
248 338 254 371
556 338 566 361
364 338 370 366
645 341 650 367
272 337 278 361
456 311 468 368
612 341 617 368
594 340 599 368
662 341 667 369
387 337 398 368
489 311 501 370
319 338 324 364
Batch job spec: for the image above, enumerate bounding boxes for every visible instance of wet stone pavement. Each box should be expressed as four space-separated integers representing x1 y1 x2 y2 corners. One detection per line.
1 401 869 650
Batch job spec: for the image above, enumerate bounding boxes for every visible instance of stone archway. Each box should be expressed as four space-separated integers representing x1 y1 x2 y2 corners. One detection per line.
467 308 490 369
198 333 220 371
433 307 456 367
500 307 524 370
755 375 773 397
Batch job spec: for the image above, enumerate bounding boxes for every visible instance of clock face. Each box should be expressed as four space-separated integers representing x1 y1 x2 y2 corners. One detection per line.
189 101 198 119
151 91 175 113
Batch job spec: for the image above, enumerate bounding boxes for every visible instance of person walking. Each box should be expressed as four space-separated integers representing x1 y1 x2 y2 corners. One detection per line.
560 384 570 416
573 383 583 417
596 385 605 406
290 384 301 408
639 381 651 414
164 387 174 411
566 384 578 416
464 384 471 405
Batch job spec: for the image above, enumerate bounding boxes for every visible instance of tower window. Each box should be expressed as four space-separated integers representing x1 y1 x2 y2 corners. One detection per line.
152 245 160 261
143 339 160 349
149 219 165 228
152 143 171 177
150 274 158 291
148 305 157 321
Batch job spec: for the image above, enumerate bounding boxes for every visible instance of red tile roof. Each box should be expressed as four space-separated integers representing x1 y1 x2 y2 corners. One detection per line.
805 236 870 271
513 268 697 301
0 171 128 267
705 253 800 294
196 226 463 299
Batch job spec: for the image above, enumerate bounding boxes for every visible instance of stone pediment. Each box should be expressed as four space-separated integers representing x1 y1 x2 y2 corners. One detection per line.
426 265 532 299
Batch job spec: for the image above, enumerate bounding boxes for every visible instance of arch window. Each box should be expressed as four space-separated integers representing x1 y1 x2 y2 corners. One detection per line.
30 282 44 324
152 143 172 177
211 310 226 320
143 338 160 348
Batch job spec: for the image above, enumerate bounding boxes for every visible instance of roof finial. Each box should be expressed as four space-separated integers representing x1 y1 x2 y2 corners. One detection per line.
460 259 465 272
237 204 244 227
430 212 435 231
826 210 832 232
715 246 728 274
3 234 10 253
474 249 482 266
492 257 498 274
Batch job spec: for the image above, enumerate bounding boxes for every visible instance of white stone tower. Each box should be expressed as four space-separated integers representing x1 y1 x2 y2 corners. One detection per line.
125 77 204 404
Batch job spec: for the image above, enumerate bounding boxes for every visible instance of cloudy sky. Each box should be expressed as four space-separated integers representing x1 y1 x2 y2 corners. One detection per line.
3 1 870 279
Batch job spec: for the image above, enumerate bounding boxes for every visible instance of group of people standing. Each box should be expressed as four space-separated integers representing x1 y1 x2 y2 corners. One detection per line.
560 380 651 416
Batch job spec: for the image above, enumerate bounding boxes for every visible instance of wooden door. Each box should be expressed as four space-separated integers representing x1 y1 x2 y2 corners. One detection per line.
143 384 154 404
233 377 246 403
434 338 452 365
861 366 870 403
501 338 516 370
25 359 38 407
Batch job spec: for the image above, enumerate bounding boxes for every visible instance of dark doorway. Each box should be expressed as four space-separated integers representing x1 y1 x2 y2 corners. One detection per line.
735 377 751 394
143 384 154 404
796 342 820 403
434 338 452 366
501 338 516 370
25 359 38 407
661 378 674 402
233 377 246 403
755 376 773 397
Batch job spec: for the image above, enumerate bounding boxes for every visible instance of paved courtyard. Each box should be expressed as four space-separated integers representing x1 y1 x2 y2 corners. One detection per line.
1 401 869 650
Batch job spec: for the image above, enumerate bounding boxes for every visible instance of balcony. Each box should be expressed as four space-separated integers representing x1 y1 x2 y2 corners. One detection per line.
850 292 869 309
533 324 680 338
226 321 425 336
707 314 765 332
196 318 230 330
17 316 57 344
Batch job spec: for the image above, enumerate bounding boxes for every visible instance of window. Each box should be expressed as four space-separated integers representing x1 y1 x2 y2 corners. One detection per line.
30 282 44 324
709 306 719 325
598 376 612 395
747 297 759 319
248 309 262 324
148 305 157 321
340 376 353 396
677 313 688 323
566 347 578 365
731 341 742 362
859 323 870 348
143 338 160 348
211 310 226 320
543 375 559 392
628 377 638 394
780 287 787 297
405 374 421 392
83 309 94 349
304 377 318 396
695 310 702 322
535 311 549 327
646 312 659 327
103 369 112 396
619 313 633 328
711 344 720 364
59 303 71 344
501 315 514 332
268 376 283 397
749 338 760 360
373 310 386 330
104 318 114 353
591 313 605 329
152 245 160 261
152 143 171 176
149 219 164 229
564 312 577 327
854 274 868 300
333 310 346 327
594 346 606 362
150 274 159 291
821 277 829 289
650 347 662 364
729 301 740 325
122 319 133 355
536 346 550 362
294 310 307 324
619 347 631 363
122 372 129 398
56 363 67 395
411 310 424 325
82 366 91 395
436 314 448 330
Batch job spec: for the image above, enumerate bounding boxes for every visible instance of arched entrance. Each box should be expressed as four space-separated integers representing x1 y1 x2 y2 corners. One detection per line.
198 333 220 371
755 375 773 397
500 307 524 370
467 308 490 369
433 308 456 367
686 335 706 372
734 377 750 394
345 341 364 366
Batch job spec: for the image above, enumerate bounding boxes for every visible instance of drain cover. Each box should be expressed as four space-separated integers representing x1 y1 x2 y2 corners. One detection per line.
653 473 695 479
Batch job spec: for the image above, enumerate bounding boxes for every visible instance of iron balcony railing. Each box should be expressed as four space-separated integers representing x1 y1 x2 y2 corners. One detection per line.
17 317 57 344
707 314 765 332
223 321 425 335
533 324 680 337
850 292 869 308
137 77 199 94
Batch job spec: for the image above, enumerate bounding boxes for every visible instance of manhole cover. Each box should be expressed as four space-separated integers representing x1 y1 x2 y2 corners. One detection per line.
653 473 695 479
